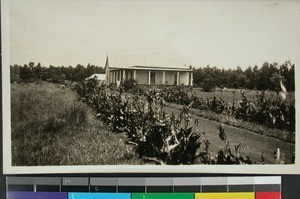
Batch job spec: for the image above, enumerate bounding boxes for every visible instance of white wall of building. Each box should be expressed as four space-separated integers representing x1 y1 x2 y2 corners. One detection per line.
179 72 190 85
108 69 192 86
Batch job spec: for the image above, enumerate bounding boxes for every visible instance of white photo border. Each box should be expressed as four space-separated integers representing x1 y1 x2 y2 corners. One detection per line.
2 0 300 174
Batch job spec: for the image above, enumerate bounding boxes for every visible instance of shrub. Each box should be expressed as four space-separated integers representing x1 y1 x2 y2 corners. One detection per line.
120 79 138 92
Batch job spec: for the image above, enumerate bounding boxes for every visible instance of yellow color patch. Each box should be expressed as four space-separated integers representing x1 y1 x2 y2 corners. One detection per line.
195 192 255 199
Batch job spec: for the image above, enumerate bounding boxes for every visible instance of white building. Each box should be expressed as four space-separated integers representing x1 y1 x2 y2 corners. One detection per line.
86 73 106 83
104 53 193 86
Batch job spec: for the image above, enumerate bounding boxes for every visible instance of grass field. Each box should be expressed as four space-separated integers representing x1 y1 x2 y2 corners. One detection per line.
11 82 142 166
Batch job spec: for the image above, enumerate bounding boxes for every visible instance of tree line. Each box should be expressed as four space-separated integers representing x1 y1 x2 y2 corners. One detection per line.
10 62 105 83
193 61 295 92
11 61 295 92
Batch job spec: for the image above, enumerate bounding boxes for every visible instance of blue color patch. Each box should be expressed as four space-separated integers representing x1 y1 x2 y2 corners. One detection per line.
68 193 131 199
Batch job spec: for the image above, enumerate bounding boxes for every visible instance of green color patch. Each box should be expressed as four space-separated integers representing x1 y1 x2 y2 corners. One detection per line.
132 193 194 199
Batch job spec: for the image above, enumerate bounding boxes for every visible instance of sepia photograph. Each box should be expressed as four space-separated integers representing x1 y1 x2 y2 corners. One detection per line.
2 0 300 174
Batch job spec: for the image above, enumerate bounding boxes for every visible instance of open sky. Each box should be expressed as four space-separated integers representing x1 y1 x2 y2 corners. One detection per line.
8 0 300 69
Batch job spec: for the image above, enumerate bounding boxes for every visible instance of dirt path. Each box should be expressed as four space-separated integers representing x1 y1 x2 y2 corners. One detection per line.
164 106 295 164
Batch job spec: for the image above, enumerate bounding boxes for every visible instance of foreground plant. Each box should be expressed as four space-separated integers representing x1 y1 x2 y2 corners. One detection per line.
74 78 293 165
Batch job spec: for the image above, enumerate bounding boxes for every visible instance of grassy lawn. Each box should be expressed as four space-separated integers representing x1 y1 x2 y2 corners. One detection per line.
11 82 142 166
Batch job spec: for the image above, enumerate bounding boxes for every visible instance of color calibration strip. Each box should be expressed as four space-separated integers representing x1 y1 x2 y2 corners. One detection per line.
7 176 281 199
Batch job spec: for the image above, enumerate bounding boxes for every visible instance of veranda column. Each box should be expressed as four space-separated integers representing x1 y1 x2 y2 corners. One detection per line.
162 71 165 84
123 70 126 81
148 71 151 85
190 72 193 86
133 70 136 80
177 71 180 85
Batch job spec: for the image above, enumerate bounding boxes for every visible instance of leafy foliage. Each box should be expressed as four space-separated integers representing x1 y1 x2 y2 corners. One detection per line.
120 79 138 92
74 78 291 165
193 61 295 91
10 62 105 83
75 78 206 164
199 123 253 165
148 85 294 133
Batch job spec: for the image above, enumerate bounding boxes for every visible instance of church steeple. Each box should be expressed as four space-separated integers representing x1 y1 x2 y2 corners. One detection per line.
104 54 109 84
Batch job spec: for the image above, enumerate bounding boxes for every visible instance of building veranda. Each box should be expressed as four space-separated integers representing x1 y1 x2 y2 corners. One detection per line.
104 53 193 86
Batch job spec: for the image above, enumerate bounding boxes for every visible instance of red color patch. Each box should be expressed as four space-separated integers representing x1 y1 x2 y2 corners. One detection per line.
256 192 281 199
